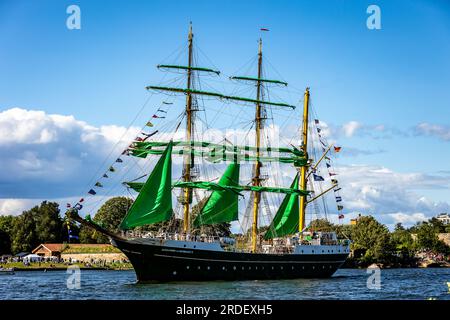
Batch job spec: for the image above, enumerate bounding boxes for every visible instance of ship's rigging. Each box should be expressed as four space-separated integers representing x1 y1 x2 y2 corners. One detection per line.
70 24 346 253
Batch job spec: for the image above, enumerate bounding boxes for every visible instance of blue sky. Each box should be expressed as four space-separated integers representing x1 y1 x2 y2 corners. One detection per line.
1 0 450 227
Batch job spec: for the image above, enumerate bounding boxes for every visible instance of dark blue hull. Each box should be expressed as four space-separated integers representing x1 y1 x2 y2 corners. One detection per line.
112 238 349 282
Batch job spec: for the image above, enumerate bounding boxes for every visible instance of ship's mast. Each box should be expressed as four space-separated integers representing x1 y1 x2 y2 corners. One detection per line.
299 87 310 233
251 39 263 253
183 23 194 233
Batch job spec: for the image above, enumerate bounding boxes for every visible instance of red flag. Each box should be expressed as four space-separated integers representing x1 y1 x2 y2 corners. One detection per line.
260 28 270 31
334 146 342 152
338 214 344 219
66 203 71 208
79 198 84 203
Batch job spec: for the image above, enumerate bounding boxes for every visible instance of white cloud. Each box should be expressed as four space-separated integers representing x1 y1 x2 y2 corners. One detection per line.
342 121 362 137
0 199 37 216
0 108 140 199
1 108 449 229
415 122 450 141
334 164 450 228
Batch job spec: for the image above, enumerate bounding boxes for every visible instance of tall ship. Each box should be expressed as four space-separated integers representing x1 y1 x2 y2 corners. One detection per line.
68 24 350 282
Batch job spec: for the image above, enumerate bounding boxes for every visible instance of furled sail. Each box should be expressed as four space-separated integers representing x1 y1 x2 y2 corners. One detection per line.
193 163 240 227
119 141 173 230
264 174 300 240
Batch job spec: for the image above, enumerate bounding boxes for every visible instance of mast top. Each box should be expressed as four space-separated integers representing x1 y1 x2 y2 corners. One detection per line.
258 38 262 55
189 22 193 40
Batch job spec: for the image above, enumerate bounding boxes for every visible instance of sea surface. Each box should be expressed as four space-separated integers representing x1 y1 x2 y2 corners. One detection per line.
0 268 449 300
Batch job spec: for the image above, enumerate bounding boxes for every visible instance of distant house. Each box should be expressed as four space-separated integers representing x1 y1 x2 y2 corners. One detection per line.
31 243 128 263
32 244 64 257
350 213 363 225
436 213 450 225
15 252 30 258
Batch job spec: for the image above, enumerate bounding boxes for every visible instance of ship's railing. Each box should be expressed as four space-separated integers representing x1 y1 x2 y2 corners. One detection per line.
123 230 222 243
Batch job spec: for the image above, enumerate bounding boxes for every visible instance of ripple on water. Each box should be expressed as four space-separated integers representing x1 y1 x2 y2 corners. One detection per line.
0 269 449 300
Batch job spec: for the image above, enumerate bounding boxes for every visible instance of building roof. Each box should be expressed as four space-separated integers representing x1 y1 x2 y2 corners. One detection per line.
15 252 30 257
32 243 64 254
32 243 118 254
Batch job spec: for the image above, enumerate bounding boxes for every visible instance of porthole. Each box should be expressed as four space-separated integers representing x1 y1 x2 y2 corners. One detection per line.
197 266 201 270
301 250 304 253
322 266 325 269
312 266 315 269
292 266 294 270
233 266 236 270
207 266 210 270
193 246 196 248
331 250 334 253
280 266 283 270
329 265 332 269
173 271 177 275
272 266 274 270
302 266 305 270
222 266 226 270
183 245 186 248
242 266 244 270
312 250 315 253
248 267 251 270
255 266 258 270
322 250 324 253
186 266 190 270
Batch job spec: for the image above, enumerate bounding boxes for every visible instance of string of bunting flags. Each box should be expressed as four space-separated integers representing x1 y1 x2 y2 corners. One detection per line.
313 119 345 221
66 100 173 219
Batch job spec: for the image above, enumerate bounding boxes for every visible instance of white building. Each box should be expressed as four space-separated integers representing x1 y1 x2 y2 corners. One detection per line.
436 213 450 225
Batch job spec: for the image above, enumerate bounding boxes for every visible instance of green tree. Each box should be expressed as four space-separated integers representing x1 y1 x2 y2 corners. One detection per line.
94 197 133 231
350 216 393 264
309 219 336 232
11 210 38 253
35 201 63 244
391 223 415 252
0 215 15 254
79 224 107 244
79 197 133 244
428 217 446 233
11 201 63 254
416 222 450 254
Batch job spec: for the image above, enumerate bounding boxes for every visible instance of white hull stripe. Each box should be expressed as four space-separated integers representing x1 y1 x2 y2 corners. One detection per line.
154 254 346 264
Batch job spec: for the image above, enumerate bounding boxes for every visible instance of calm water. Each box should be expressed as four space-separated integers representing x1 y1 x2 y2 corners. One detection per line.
0 268 449 300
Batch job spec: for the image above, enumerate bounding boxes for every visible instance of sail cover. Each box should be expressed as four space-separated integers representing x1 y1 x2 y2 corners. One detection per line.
119 141 173 230
193 163 240 227
264 174 300 239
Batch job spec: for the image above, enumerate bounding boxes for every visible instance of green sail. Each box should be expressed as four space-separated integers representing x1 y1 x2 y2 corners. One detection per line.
119 141 173 230
193 163 240 227
264 174 300 240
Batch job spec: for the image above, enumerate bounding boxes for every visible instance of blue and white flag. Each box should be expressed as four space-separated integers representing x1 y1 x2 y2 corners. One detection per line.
313 174 324 181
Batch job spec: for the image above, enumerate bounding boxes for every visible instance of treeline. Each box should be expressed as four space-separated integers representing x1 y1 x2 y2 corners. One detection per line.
0 197 133 254
309 216 450 267
1 197 450 267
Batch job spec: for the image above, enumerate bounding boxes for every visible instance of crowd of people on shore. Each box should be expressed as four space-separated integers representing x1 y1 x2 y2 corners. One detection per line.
0 255 130 269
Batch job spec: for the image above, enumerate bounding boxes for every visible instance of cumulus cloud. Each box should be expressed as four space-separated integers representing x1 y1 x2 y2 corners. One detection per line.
1 108 449 229
335 164 450 227
0 108 140 200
